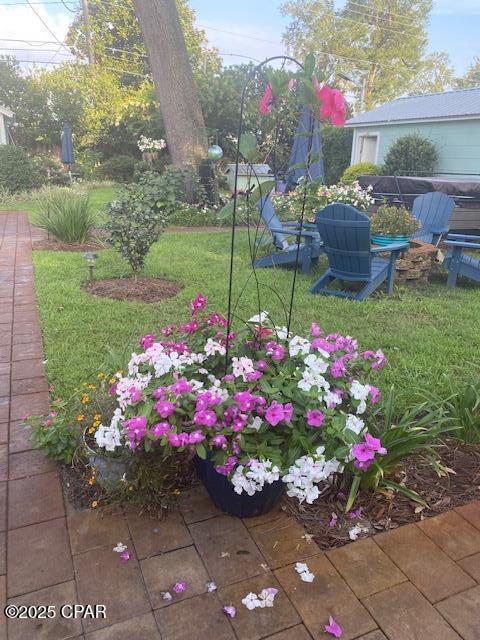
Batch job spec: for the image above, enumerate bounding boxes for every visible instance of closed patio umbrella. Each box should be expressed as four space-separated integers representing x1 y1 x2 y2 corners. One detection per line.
60 122 75 169
286 105 324 187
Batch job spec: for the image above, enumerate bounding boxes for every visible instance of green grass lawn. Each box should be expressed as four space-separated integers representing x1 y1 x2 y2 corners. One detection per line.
33 229 480 409
0 185 117 221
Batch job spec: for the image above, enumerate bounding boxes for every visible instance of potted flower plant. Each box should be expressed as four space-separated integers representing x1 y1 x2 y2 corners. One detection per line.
93 294 388 518
370 204 420 246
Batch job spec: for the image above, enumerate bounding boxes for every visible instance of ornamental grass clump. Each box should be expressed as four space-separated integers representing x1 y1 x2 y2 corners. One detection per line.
32 188 96 243
93 294 390 508
370 204 420 238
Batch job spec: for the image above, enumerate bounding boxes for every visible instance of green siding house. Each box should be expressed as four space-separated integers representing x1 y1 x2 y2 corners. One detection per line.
345 87 480 177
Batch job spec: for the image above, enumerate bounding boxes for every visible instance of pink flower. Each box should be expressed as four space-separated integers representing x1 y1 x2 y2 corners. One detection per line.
246 370 262 381
129 385 142 404
369 386 381 404
193 409 217 427
364 432 387 455
215 455 238 476
44 419 53 427
190 293 207 313
351 443 375 463
180 320 199 334
223 605 236 618
259 83 273 114
325 615 343 637
307 409 325 427
124 416 148 449
256 359 267 371
316 84 346 126
188 429 205 444
232 414 247 432
152 387 166 399
196 391 221 410
212 434 228 449
310 322 322 337
234 391 256 412
156 400 175 418
171 379 192 394
120 550 130 563
173 581 188 593
151 422 171 437
140 333 155 349
330 358 346 378
265 401 293 426
266 341 285 361
352 433 387 470
168 432 190 447
312 337 335 354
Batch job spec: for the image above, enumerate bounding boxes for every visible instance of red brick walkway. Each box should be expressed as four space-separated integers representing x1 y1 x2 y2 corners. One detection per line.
1 212 480 639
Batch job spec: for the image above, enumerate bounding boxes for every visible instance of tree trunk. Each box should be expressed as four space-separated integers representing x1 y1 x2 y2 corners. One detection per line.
133 0 207 167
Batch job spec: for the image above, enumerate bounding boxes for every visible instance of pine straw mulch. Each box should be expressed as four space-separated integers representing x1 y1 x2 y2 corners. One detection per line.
83 276 183 303
284 439 480 551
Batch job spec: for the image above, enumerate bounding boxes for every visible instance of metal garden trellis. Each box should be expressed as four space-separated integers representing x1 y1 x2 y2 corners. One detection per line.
224 55 323 368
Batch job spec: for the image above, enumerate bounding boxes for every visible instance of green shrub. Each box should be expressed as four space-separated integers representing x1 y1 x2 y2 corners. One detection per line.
106 172 176 271
341 161 380 184
27 409 81 465
31 156 70 187
75 149 103 180
0 145 36 193
382 134 438 176
370 204 420 237
32 188 96 243
99 155 136 182
323 126 353 185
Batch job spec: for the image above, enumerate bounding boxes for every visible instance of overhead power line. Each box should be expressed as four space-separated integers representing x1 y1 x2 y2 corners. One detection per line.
24 0 62 43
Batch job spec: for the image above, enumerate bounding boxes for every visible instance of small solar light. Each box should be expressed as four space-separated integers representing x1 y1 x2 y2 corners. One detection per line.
84 251 97 281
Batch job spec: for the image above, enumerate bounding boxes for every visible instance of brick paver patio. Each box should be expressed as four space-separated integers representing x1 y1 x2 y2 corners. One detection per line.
0 212 480 639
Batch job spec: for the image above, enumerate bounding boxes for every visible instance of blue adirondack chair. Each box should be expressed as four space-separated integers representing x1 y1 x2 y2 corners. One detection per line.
443 233 480 288
310 203 408 300
254 194 322 274
412 192 455 245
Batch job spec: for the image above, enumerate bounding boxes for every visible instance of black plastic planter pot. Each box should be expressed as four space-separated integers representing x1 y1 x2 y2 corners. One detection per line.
194 455 284 518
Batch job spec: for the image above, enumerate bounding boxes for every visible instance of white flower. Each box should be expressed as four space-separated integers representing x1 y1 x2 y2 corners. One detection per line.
231 356 255 381
204 338 226 357
283 448 341 504
348 524 369 541
248 416 263 431
248 311 269 323
289 335 311 357
350 380 370 415
95 422 122 452
275 326 289 340
295 561 315 582
242 592 260 610
205 581 217 592
162 591 172 601
345 414 365 435
304 353 328 374
113 542 127 553
231 460 280 496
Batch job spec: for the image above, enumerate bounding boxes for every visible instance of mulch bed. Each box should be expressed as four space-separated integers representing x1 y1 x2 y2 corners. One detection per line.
285 439 480 550
33 238 106 252
84 276 183 303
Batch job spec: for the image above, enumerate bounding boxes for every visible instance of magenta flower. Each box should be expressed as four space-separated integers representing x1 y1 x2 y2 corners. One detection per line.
161 324 176 336
325 615 343 637
180 320 199 334
256 359 267 371
215 455 238 476
196 391 221 410
310 322 322 337
259 83 273 114
128 385 142 404
369 386 381 404
188 429 205 444
140 333 155 349
156 400 175 418
193 410 217 427
312 337 335 354
172 581 188 593
265 401 293 426
234 391 256 412
124 416 148 449
316 84 346 126
246 370 262 381
364 433 387 455
352 432 387 471
168 432 189 447
351 443 375 463
330 358 346 378
151 422 171 437
212 434 228 449
44 419 53 427
307 409 325 427
152 387 166 399
190 293 207 313
120 550 130 563
171 379 192 394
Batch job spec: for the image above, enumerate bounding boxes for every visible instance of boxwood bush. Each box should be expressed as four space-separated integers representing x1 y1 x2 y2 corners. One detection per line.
0 145 36 193
342 161 380 184
383 134 438 176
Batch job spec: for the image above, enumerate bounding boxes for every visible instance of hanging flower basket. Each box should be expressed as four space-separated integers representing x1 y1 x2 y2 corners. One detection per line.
194 454 284 518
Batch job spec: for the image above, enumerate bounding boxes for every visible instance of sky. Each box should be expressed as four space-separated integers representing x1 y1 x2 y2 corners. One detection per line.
0 0 478 76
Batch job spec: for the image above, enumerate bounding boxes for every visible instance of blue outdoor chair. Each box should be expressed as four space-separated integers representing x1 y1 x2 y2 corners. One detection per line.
310 203 408 301
443 233 480 288
253 194 323 274
412 192 455 245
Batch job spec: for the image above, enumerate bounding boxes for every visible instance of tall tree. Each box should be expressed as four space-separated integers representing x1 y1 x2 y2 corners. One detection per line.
133 0 207 167
282 0 442 109
66 0 219 85
454 56 480 89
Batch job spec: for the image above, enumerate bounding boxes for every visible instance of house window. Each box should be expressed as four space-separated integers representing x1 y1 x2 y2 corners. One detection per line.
357 134 378 163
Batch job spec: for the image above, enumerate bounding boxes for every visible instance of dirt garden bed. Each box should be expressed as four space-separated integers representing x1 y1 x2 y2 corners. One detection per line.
33 238 106 252
83 276 184 302
285 439 480 550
